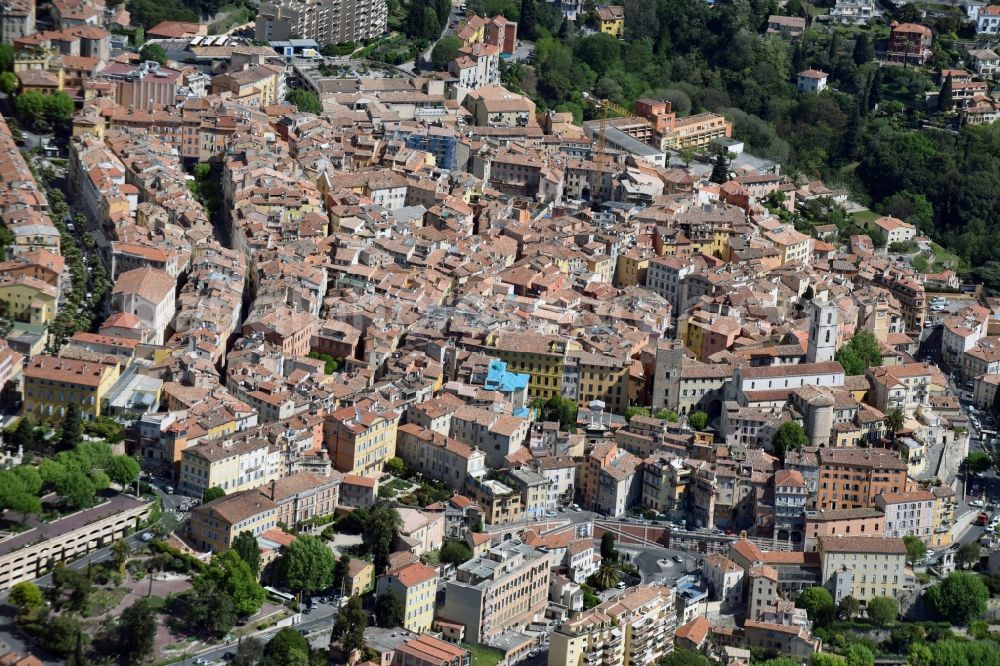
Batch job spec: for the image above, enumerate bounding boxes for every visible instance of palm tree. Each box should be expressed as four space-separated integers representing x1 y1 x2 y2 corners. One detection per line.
884 407 905 442
592 563 619 591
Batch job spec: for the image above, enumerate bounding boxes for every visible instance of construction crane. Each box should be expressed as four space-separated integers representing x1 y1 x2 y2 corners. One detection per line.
583 94 632 202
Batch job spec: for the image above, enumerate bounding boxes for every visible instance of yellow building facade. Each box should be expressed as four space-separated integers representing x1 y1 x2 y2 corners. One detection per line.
376 562 439 634
0 277 58 325
22 355 120 421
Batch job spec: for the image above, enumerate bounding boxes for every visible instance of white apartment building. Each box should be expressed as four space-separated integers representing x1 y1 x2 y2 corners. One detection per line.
818 536 909 604
548 585 677 666
875 490 936 544
256 0 387 45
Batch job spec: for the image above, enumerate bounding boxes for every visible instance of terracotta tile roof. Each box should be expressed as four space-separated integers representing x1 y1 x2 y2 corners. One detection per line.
112 266 175 302
386 561 437 587
817 535 906 554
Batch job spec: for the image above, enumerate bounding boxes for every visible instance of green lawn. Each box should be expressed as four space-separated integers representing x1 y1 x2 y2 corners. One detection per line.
851 210 880 228
461 643 505 666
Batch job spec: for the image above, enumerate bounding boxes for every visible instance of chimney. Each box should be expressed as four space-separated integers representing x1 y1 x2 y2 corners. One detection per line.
269 479 277 500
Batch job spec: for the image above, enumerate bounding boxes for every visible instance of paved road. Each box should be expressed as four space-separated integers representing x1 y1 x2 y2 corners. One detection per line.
177 604 339 666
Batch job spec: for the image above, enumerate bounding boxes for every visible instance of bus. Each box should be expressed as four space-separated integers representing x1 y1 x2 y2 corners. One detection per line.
265 586 295 604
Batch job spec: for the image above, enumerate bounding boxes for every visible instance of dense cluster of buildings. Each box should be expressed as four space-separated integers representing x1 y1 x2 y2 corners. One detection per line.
0 2 994 665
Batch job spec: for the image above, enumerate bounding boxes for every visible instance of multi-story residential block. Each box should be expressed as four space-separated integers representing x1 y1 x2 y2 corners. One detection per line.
449 404 529 468
701 554 744 612
377 562 439 633
803 507 884 551
397 508 445 557
466 476 523 525
640 453 688 514
814 448 908 511
449 42 500 90
529 456 577 509
875 490 936 544
818 535 909 604
887 21 932 65
868 362 942 416
255 0 387 44
100 61 183 112
0 276 58 325
396 423 487 488
773 469 808 541
977 4 1000 33
931 485 956 548
506 468 551 519
324 399 399 476
22 355 120 421
561 351 632 415
188 488 278 552
584 442 642 517
548 585 677 666
179 433 282 498
439 538 550 644
1 0 35 44
743 603 821 660
346 558 374 596
211 64 285 107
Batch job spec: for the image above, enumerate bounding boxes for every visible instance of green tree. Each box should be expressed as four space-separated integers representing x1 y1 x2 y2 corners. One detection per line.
709 150 731 184
110 538 128 577
285 89 323 114
202 486 226 503
332 595 367 656
600 532 617 561
957 542 982 569
0 43 14 71
45 614 84 657
865 595 898 628
332 553 352 592
589 562 619 591
661 649 712 666
431 36 463 69
626 406 651 420
655 408 679 422
687 411 708 430
927 572 989 624
884 407 906 441
519 0 537 39
57 470 96 509
233 637 265 666
939 74 954 111
14 91 46 127
835 331 883 376
374 589 405 627
965 451 993 474
117 598 157 664
233 530 262 578
106 455 141 487
903 535 927 564
384 457 407 477
772 420 808 461
9 581 44 613
845 645 875 666
278 533 335 595
43 92 75 123
0 71 16 95
199 550 266 617
59 403 83 451
358 505 402 573
796 586 834 627
908 644 933 666
837 594 860 621
264 627 311 666
139 43 168 65
439 539 473 566
811 655 847 666
852 33 874 65
181 579 237 637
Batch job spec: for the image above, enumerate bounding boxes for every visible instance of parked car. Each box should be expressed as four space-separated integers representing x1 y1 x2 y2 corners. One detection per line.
672 555 684 564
